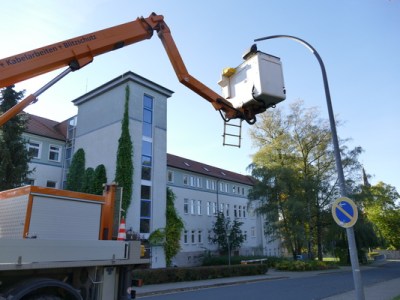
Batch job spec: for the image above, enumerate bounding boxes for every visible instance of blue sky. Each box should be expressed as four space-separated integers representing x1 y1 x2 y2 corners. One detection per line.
1 0 399 191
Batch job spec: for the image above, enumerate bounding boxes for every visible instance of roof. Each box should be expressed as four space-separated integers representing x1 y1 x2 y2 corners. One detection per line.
25 114 68 141
167 153 255 186
72 71 174 106
23 114 254 185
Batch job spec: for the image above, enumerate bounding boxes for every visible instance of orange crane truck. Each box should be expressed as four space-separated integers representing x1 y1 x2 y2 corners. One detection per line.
0 13 285 299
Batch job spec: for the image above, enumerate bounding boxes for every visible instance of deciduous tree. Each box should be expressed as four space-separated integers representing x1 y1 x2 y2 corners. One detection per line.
210 212 245 254
248 100 364 260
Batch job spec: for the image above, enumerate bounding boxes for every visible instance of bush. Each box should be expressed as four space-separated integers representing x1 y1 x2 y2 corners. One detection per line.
275 260 338 272
202 255 278 268
132 264 268 285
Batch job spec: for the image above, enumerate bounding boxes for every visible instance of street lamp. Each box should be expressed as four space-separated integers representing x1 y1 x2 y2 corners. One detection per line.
254 35 364 300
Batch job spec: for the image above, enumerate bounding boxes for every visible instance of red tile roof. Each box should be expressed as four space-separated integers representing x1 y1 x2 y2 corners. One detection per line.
25 114 67 141
167 153 255 186
24 114 254 185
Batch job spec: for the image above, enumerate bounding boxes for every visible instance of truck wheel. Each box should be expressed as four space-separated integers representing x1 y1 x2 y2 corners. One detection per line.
26 296 62 300
3 278 82 300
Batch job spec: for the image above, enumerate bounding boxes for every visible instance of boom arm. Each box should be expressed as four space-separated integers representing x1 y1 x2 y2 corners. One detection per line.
0 13 262 126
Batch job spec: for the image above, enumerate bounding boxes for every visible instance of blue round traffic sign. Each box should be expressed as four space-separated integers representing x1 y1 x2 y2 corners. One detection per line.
332 197 358 228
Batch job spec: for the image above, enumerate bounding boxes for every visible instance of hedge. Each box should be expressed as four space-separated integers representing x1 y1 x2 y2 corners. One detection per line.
275 260 338 271
132 264 269 285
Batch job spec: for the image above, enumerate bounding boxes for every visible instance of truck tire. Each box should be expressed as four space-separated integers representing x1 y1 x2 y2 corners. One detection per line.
26 296 62 300
3 278 82 300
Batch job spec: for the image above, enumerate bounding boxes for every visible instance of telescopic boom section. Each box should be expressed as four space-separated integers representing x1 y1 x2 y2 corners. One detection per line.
0 13 243 126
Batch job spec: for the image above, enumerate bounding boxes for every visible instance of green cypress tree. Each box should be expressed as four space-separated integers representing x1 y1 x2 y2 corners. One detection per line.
66 148 85 192
93 164 107 195
0 86 31 190
82 167 95 193
114 85 133 214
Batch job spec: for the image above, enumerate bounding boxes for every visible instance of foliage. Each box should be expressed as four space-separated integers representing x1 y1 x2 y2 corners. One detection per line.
275 259 338 271
114 85 133 214
82 167 95 194
355 182 400 249
210 212 245 254
148 189 185 266
202 255 278 268
248 100 365 260
164 188 185 266
132 264 268 285
148 228 165 246
0 86 31 191
66 148 86 192
93 164 107 195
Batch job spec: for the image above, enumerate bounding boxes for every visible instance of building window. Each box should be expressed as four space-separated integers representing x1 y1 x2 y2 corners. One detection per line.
46 181 56 188
251 227 256 238
24 178 35 186
198 230 202 244
140 219 150 233
205 179 216 190
244 231 248 241
27 141 41 159
141 200 151 218
184 198 189 214
141 155 152 180
197 200 202 215
141 140 152 181
212 202 217 215
140 95 154 235
183 175 188 185
167 170 174 183
143 94 153 138
191 230 196 244
190 199 195 215
238 205 242 218
243 206 246 218
207 201 211 216
220 203 224 213
232 186 236 194
140 184 151 234
196 177 202 188
208 230 212 244
226 204 230 216
48 145 61 162
234 205 237 218
184 230 188 244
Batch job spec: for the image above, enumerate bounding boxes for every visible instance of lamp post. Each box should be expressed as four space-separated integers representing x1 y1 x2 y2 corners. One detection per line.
254 35 364 300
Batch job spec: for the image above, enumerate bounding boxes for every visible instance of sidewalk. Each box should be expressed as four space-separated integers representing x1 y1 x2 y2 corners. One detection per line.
134 264 400 299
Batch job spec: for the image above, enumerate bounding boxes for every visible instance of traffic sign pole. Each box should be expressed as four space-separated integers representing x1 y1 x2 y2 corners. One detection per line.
332 197 364 299
347 226 364 299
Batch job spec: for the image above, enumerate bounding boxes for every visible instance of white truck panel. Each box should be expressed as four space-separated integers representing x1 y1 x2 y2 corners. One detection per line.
0 194 28 238
29 195 101 240
0 239 128 267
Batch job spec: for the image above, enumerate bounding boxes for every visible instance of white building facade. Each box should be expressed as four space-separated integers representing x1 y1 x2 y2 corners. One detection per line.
22 71 283 268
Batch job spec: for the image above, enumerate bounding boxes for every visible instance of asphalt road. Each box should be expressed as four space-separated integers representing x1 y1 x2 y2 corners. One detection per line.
139 261 400 300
